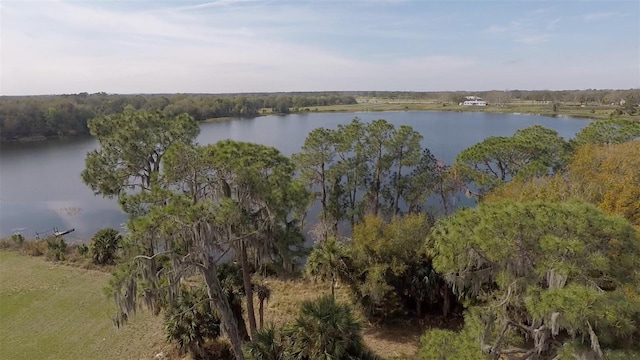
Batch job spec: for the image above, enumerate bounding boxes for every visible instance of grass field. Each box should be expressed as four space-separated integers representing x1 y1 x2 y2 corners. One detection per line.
0 250 167 360
256 98 638 123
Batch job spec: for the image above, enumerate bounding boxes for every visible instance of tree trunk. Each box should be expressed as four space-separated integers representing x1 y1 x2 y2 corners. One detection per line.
259 300 264 329
331 276 336 300
372 146 384 216
393 162 403 217
199 263 245 360
229 291 250 341
240 241 257 338
331 177 340 236
320 163 328 240
349 174 357 227
440 189 449 215
442 285 451 318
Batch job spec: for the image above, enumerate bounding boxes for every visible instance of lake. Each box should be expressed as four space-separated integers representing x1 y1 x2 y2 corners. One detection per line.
0 111 589 241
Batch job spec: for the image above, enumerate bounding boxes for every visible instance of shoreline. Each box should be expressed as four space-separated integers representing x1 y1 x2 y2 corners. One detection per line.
2 104 636 143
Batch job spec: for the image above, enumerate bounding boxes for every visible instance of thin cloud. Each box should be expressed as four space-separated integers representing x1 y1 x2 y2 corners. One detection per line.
485 25 508 33
503 58 525 66
547 17 561 30
173 0 259 12
515 34 552 45
531 7 554 15
485 19 553 46
582 12 617 21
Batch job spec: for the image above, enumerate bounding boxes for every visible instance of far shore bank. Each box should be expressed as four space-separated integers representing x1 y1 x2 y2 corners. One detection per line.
2 102 637 143
283 101 633 122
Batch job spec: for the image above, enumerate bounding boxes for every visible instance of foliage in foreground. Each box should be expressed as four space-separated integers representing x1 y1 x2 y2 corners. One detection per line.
423 200 640 359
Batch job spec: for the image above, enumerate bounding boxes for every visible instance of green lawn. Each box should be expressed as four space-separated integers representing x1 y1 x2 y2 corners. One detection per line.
0 251 165 360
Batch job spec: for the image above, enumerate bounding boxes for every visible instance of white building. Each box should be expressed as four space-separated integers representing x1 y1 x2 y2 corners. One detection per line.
460 96 487 106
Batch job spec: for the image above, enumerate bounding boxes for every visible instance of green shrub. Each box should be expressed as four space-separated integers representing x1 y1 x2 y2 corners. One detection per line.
46 236 67 261
90 228 121 265
1 236 17 249
77 243 89 256
0 234 25 250
418 327 484 360
11 233 25 244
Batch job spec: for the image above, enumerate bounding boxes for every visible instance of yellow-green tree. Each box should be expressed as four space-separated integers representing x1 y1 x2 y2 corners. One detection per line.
486 140 640 227
346 213 453 319
569 141 640 226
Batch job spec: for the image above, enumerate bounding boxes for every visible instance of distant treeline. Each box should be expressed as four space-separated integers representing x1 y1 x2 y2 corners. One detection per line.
1 89 637 141
0 92 357 141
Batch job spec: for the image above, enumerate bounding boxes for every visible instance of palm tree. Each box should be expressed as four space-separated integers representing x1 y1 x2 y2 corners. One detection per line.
405 260 456 318
286 295 378 360
90 228 121 265
305 237 349 300
254 283 271 330
164 286 221 360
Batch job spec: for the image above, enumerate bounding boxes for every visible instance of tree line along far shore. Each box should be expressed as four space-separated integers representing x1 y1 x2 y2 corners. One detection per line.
1 89 638 142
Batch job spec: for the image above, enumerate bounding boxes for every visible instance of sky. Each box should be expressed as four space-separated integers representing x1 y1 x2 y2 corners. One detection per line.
1 0 639 95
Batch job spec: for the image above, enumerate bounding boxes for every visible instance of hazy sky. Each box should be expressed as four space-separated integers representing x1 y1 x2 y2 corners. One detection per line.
1 0 639 95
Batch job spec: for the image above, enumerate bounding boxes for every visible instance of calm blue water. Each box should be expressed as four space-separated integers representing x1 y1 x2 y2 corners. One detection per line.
0 111 589 241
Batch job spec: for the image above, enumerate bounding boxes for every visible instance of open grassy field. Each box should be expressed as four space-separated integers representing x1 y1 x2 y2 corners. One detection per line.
0 250 167 360
310 102 630 121
258 98 638 123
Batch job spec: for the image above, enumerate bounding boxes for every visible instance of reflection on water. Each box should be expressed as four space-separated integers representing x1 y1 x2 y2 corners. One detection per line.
0 111 590 240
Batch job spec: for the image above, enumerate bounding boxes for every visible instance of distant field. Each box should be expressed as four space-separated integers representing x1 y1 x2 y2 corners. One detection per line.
270 98 636 122
0 251 166 360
